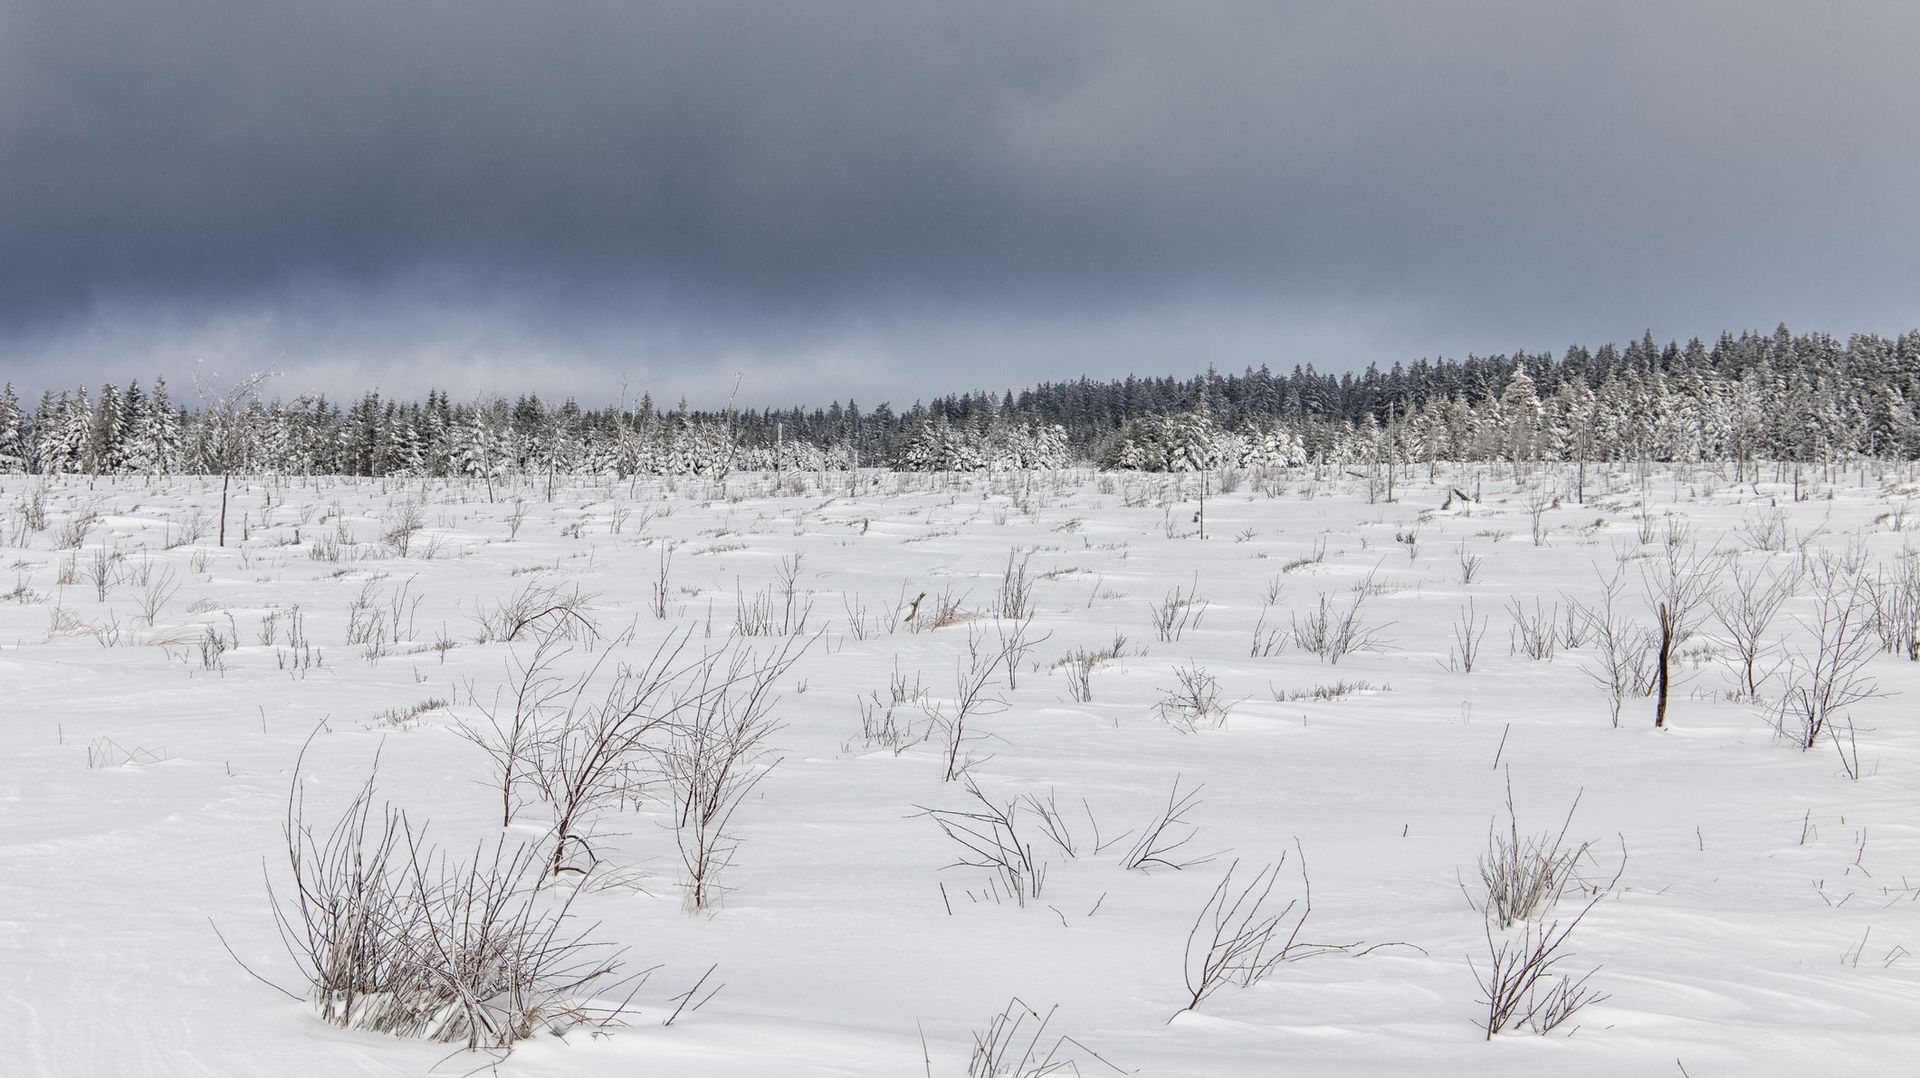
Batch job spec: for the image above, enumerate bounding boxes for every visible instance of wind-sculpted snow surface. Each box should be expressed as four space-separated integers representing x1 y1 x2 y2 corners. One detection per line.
2 464 1916 1076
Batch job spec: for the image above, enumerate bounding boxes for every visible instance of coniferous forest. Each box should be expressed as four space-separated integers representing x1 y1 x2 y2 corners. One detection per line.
4 325 1917 478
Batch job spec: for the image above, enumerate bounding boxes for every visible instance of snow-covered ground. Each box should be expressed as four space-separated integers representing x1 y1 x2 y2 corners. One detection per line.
3 464 1916 1077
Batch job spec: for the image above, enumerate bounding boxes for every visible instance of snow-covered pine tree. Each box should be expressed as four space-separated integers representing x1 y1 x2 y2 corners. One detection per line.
0 385 27 473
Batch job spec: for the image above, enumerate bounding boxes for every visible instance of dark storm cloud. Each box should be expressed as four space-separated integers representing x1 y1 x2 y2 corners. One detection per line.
2 1 1918 404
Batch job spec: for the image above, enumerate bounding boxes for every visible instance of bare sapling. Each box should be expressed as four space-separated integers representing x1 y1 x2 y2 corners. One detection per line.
1148 577 1208 642
1640 540 1721 728
1778 552 1883 777
658 635 810 912
993 612 1051 691
1122 777 1214 871
1710 557 1800 700
1451 599 1488 673
453 632 576 826
529 630 701 876
992 547 1037 621
1572 565 1655 727
1174 844 1345 1018
931 625 1010 781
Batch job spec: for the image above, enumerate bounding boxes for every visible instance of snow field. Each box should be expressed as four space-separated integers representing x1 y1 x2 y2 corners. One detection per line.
1 464 1917 1076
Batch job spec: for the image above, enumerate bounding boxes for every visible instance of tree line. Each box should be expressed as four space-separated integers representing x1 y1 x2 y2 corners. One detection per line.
2 325 1916 477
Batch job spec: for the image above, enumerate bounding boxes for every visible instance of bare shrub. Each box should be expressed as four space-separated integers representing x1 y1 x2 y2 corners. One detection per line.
264 751 629 1049
992 614 1050 691
1710 558 1800 699
1148 578 1208 642
1052 635 1127 703
1640 541 1721 728
57 509 99 550
1472 779 1589 930
1451 599 1488 673
1122 777 1213 871
650 542 675 620
136 567 182 626
477 582 597 645
963 997 1122 1078
1469 780 1622 1039
381 500 425 557
1473 905 1609 1038
992 548 1037 621
918 779 1050 908
1174 846 1341 1018
1457 542 1484 585
1865 551 1920 661
658 636 808 912
1738 506 1791 552
1572 567 1657 727
929 626 1009 781
1153 663 1232 732
1778 552 1883 775
528 631 699 876
1506 597 1560 661
1291 579 1390 665
454 634 577 826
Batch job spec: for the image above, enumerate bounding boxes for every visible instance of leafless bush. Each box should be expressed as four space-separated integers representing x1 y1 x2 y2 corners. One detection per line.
1506 597 1560 661
1738 506 1791 552
918 779 1050 908
1525 489 1555 546
1641 540 1722 728
992 548 1037 621
1778 553 1883 774
1175 847 1341 1017
1122 777 1212 871
1710 558 1800 699
1291 582 1390 665
83 544 120 602
658 636 808 911
1153 663 1232 732
963 997 1122 1078
136 568 182 626
1865 552 1920 661
1451 599 1488 673
993 614 1051 691
1148 579 1208 642
1250 593 1288 657
58 509 99 550
651 543 675 620
1572 567 1657 727
1458 542 1484 585
930 626 1009 781
1472 780 1590 930
1052 635 1128 703
853 690 921 753
263 752 630 1049
841 591 885 641
772 553 813 635
529 631 701 876
477 582 597 645
1469 781 1622 1039
1473 904 1609 1038
455 634 577 826
381 500 426 557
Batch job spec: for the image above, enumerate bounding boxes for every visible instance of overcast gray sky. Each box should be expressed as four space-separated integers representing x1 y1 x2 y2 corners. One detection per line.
2 1 1917 407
